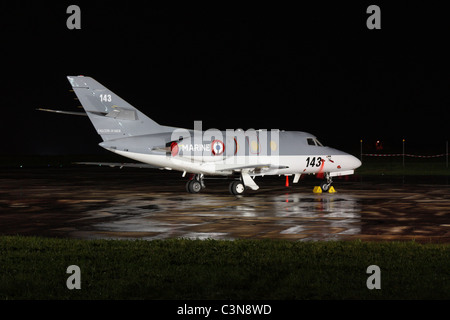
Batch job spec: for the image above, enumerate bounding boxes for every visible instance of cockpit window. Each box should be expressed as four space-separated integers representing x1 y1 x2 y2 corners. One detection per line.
307 138 324 146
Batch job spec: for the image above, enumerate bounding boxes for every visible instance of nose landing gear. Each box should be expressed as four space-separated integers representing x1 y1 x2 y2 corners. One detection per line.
319 172 333 192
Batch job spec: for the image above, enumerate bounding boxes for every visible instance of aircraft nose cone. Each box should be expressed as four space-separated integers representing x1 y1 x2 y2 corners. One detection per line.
349 155 362 169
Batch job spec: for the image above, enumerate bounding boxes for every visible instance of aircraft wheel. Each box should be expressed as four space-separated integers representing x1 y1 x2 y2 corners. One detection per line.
320 181 330 192
186 180 202 193
229 180 245 195
185 180 191 193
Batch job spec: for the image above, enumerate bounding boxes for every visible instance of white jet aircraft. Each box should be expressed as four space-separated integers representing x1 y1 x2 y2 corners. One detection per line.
42 76 362 195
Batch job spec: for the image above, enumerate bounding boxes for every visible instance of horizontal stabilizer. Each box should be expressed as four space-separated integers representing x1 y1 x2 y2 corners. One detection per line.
37 108 87 116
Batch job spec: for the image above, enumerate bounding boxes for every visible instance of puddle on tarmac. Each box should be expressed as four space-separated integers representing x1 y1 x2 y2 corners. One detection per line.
85 192 362 241
1 168 449 242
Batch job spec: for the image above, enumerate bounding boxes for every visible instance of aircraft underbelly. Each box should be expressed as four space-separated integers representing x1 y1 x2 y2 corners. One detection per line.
113 150 356 177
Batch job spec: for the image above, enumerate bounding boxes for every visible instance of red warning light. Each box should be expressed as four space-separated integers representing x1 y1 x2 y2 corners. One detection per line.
375 140 383 150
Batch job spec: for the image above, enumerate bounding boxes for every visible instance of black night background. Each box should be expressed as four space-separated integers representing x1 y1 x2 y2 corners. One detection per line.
1 2 450 306
1 3 449 157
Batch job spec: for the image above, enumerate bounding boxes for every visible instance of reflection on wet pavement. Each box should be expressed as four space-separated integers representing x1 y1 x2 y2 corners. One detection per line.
1 168 449 242
86 192 361 241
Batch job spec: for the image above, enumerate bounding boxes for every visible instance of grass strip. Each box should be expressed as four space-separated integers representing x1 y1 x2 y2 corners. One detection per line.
0 236 448 299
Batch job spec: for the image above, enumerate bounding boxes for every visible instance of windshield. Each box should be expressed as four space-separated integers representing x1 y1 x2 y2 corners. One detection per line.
307 138 324 147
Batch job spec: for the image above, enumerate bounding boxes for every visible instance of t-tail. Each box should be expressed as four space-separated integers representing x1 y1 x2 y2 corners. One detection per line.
67 76 163 141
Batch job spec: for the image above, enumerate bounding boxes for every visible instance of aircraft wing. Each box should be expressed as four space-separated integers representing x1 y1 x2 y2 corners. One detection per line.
214 163 289 174
74 162 162 169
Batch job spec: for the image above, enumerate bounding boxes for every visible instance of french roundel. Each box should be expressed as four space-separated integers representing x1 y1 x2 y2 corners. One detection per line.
211 140 225 155
170 142 179 157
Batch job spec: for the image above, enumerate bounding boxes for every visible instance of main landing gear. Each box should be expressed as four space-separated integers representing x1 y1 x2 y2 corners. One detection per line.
185 174 246 195
185 174 205 193
228 180 245 195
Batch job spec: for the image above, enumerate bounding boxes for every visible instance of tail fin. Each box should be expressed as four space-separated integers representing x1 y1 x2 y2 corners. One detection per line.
67 76 162 141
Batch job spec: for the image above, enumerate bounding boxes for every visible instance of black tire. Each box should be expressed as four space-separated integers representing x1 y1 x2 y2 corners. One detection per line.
186 180 202 193
320 181 330 192
229 181 245 195
189 180 202 193
186 180 192 193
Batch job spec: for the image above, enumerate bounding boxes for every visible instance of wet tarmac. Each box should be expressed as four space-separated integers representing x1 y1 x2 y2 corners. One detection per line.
1 167 449 242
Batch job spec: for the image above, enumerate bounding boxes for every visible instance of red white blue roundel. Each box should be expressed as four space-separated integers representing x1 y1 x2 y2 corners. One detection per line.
170 142 179 157
211 140 225 155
